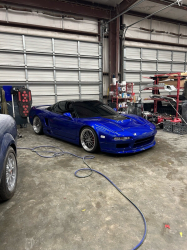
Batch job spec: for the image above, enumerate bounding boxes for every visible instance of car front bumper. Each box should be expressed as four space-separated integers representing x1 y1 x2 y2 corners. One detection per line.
99 135 156 154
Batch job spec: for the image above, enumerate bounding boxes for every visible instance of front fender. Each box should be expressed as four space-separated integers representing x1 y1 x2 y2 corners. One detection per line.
85 122 117 140
29 108 49 125
0 133 16 180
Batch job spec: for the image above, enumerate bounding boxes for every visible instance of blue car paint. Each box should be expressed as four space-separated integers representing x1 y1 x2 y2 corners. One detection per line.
0 114 17 180
29 105 157 154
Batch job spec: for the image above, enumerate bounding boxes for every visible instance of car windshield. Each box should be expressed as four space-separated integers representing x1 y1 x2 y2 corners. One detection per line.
73 101 118 118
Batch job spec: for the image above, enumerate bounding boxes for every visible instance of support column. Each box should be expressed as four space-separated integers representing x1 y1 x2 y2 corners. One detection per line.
109 12 120 83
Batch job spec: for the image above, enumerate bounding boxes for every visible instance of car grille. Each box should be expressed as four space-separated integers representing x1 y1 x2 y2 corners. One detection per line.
133 136 154 148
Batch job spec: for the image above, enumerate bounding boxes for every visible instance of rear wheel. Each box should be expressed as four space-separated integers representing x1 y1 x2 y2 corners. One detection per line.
80 127 98 153
33 116 43 134
0 147 17 201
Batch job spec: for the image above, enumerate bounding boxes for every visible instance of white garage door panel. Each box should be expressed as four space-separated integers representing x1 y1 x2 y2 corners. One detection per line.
32 96 55 106
158 63 171 71
125 61 140 71
57 85 79 95
27 55 53 67
80 42 98 56
0 53 24 66
0 69 25 81
173 52 185 62
125 47 140 59
0 33 23 51
142 62 156 71
142 49 157 60
55 57 78 68
158 50 171 61
28 70 54 81
0 32 102 103
80 58 99 69
81 85 99 94
29 85 55 95
125 73 140 82
81 72 99 82
133 85 140 95
56 71 78 81
133 85 139 92
81 95 99 100
172 64 184 72
54 40 77 54
25 36 52 52
57 95 79 101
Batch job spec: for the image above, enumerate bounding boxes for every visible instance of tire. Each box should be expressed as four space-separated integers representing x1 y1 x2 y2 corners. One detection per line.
80 127 99 153
33 116 43 134
0 147 18 201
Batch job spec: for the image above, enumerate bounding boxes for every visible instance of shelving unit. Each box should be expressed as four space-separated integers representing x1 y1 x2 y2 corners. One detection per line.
141 72 186 122
110 82 133 111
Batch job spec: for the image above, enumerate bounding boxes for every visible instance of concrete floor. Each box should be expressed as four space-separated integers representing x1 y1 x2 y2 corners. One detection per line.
0 124 187 250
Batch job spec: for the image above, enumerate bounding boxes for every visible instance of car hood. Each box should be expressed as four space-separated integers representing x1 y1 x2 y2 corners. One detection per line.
81 114 155 135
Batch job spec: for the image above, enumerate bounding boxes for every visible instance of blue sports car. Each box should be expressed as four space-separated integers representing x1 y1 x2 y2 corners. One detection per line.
0 114 17 201
29 100 157 154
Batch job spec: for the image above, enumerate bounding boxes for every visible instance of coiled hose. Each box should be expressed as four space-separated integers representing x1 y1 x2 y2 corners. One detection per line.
18 145 147 250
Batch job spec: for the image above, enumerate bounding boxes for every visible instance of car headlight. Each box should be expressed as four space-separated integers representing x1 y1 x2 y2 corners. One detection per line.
114 137 131 141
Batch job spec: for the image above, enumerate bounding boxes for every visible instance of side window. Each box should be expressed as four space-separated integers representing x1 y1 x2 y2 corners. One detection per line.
66 102 77 118
58 101 66 112
53 101 66 114
66 102 73 111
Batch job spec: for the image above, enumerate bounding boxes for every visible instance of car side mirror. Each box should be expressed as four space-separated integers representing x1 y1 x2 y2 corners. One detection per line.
62 112 73 119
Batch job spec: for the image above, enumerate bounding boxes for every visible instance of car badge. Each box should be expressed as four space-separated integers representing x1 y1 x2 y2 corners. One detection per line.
133 133 137 136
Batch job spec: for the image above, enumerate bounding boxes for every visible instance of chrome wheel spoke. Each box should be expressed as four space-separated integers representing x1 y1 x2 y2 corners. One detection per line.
33 117 42 133
8 158 12 168
6 153 17 192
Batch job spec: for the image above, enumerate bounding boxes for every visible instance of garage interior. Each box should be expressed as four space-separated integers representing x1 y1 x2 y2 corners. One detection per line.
0 0 187 249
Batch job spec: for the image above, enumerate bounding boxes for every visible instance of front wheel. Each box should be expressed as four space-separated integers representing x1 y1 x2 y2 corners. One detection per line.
80 127 98 153
33 116 43 134
0 147 18 201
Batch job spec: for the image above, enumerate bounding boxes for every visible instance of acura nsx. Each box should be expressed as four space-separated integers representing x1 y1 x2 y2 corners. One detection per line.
29 100 157 154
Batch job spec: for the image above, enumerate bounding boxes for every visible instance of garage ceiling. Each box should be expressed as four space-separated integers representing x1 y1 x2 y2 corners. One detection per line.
79 0 124 7
58 0 187 23
130 0 187 23
0 0 187 23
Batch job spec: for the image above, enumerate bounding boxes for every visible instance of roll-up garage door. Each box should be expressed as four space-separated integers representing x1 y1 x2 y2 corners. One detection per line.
123 47 186 101
0 32 102 106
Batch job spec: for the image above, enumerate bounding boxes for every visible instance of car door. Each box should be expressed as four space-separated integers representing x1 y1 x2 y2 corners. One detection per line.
49 101 77 140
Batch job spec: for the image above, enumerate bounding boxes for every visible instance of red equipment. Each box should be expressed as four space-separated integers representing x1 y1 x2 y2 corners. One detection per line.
17 87 32 117
142 72 186 126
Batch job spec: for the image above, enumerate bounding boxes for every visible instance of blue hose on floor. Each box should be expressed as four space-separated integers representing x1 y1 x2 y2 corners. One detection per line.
18 145 147 250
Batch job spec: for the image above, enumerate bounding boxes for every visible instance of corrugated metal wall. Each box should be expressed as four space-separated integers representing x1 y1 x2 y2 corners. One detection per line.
0 8 98 34
0 32 102 106
124 46 186 102
123 14 187 46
